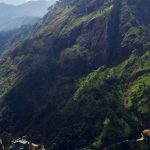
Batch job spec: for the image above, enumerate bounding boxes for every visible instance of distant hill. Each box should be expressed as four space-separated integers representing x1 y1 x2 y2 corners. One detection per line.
0 0 56 31
0 16 39 31
0 25 32 54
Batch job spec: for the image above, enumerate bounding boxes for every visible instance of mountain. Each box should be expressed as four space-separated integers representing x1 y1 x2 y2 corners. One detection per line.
0 0 56 31
0 25 33 54
0 0 149 150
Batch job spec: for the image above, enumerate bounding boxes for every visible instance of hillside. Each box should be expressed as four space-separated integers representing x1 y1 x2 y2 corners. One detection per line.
0 0 149 150
0 25 33 54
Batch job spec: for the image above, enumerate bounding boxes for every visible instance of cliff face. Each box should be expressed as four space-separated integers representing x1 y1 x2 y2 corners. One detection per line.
0 0 149 150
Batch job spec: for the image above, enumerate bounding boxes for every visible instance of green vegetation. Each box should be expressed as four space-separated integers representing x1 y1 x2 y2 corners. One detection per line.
71 52 150 150
0 0 149 150
61 4 113 34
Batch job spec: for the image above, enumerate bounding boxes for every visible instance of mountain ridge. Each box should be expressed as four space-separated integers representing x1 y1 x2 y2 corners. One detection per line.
0 0 149 150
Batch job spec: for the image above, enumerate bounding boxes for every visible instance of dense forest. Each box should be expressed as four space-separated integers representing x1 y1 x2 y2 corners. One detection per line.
0 0 149 150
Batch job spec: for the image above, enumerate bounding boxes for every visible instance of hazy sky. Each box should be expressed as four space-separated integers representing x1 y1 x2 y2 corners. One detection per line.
0 0 53 5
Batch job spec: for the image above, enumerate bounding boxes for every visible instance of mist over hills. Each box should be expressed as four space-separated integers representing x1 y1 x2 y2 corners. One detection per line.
0 0 56 31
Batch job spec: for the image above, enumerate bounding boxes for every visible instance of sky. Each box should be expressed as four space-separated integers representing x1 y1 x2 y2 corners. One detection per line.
0 0 53 5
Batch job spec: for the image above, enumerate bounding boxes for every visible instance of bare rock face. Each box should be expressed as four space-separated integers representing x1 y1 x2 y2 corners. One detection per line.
0 138 4 150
